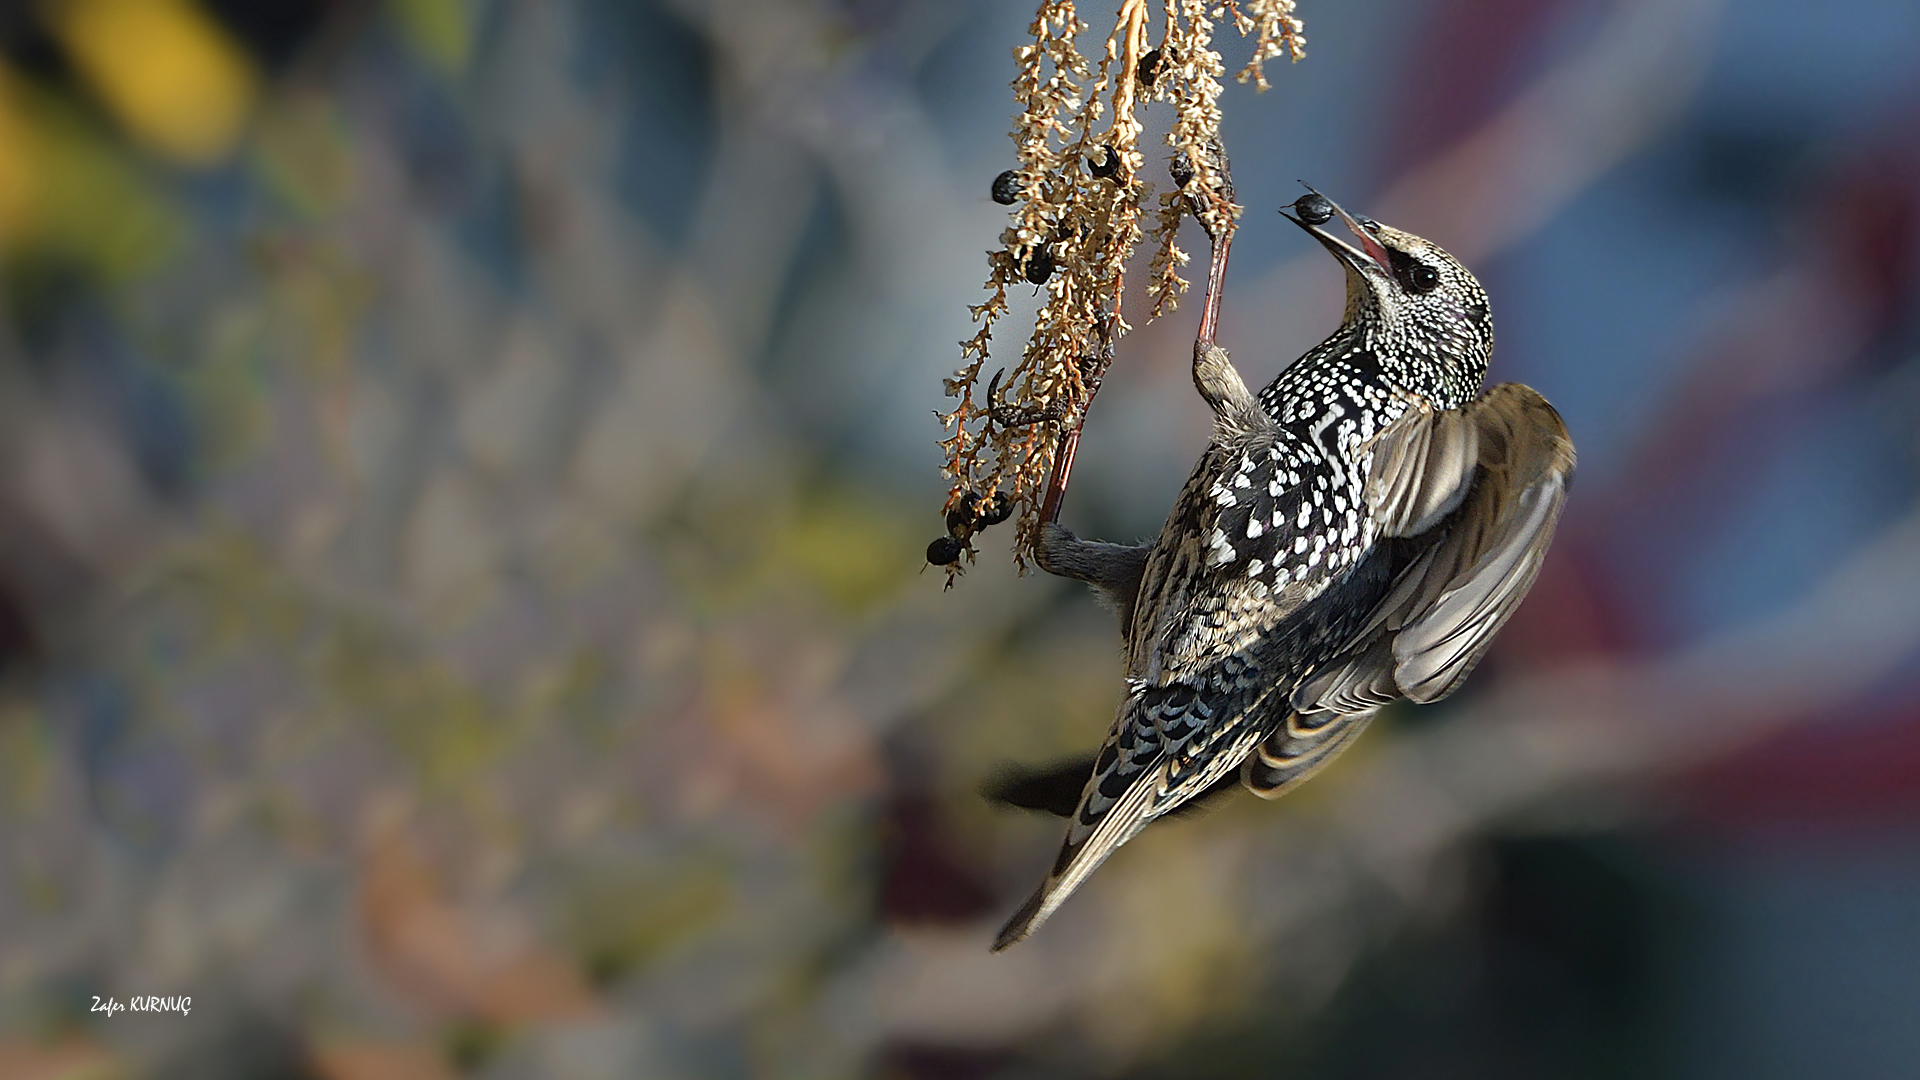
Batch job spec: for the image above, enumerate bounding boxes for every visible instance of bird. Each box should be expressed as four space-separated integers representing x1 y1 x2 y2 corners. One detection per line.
994 192 1575 950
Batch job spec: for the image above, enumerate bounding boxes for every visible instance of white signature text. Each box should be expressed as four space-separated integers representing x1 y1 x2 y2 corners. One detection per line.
91 995 191 1017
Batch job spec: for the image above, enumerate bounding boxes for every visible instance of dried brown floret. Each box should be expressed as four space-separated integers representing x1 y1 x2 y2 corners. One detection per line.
937 0 1307 584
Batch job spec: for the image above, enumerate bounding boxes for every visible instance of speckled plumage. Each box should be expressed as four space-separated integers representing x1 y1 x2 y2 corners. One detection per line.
995 199 1575 950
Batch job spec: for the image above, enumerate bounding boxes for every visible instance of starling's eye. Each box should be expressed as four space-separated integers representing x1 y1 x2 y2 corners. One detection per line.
1388 248 1441 295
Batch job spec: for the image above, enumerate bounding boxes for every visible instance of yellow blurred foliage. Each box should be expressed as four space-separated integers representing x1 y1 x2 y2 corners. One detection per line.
252 93 355 216
390 0 475 73
47 0 259 165
0 61 179 273
0 74 33 244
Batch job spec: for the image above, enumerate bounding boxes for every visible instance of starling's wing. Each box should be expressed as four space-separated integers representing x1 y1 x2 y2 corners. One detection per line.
1241 707 1378 797
1295 382 1575 710
1363 400 1480 537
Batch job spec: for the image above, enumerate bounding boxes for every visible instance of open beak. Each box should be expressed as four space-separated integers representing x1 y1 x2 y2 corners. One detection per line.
1280 191 1394 277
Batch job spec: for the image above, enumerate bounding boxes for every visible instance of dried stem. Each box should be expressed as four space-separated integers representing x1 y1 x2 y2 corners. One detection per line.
936 0 1305 582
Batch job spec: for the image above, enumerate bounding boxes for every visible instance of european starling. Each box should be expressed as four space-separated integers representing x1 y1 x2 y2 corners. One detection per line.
995 194 1575 949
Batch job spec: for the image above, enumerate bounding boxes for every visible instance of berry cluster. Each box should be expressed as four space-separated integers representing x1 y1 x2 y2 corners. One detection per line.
926 490 1015 569
935 0 1306 580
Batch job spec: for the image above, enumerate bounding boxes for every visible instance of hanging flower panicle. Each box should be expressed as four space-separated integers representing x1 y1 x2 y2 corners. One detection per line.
936 0 1304 584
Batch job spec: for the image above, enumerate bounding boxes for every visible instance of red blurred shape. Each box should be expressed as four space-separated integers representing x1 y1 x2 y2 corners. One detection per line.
878 794 996 925
1827 150 1920 343
1679 701 1920 834
1487 532 1645 671
1384 0 1573 173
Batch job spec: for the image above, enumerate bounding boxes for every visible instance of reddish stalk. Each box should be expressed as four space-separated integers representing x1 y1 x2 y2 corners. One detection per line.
1036 159 1237 530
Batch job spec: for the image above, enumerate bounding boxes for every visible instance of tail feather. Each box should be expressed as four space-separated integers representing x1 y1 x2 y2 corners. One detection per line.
991 766 1161 950
990 885 1049 951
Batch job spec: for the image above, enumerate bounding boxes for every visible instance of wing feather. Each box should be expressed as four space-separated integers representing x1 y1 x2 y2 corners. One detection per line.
1241 708 1378 798
1299 383 1575 710
1367 400 1480 537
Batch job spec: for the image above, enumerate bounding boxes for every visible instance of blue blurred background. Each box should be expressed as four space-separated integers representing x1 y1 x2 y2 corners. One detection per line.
0 0 1917 1077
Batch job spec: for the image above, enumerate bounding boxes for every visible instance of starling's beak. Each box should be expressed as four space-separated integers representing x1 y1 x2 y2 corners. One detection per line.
1281 193 1394 278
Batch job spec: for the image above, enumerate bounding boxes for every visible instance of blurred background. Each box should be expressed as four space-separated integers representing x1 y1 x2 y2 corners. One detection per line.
0 0 1917 1077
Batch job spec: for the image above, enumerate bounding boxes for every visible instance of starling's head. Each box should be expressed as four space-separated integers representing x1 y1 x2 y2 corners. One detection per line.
1282 191 1493 404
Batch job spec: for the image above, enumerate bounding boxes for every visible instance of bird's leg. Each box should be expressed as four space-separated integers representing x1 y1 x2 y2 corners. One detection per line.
1035 521 1150 631
1194 341 1260 434
1185 140 1264 434
1195 194 1233 351
1034 140 1248 612
1022 315 1153 631
1027 137 1235 536
1190 136 1236 351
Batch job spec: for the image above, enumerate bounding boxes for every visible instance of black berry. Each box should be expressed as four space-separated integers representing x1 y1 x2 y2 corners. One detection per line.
927 535 964 565
1023 249 1055 285
946 491 981 535
1170 153 1195 189
975 493 1013 527
991 170 1022 205
1138 48 1161 88
1293 192 1334 226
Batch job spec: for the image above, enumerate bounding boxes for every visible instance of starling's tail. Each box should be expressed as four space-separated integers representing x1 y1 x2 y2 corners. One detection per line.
986 754 1243 820
991 885 1050 951
991 771 1159 951
981 755 1098 818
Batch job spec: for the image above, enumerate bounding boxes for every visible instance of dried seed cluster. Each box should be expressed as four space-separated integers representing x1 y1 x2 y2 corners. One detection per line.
936 0 1305 583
